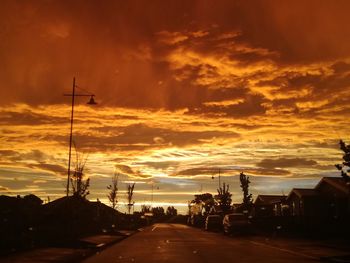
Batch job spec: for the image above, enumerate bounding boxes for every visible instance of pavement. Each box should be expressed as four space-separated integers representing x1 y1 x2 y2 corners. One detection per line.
1 231 136 263
82 223 350 263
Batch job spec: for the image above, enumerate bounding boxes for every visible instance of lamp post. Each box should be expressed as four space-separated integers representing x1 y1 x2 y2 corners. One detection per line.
64 77 97 196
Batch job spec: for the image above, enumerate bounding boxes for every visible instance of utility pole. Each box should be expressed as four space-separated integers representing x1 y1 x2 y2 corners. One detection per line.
66 77 76 196
64 77 97 196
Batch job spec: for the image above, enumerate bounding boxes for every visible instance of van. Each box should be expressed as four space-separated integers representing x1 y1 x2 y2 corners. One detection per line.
222 213 250 234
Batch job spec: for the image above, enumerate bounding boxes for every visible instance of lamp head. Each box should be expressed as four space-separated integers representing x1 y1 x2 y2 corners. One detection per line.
87 95 97 105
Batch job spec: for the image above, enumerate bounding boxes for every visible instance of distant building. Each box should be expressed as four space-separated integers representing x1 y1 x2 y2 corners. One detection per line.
253 195 286 217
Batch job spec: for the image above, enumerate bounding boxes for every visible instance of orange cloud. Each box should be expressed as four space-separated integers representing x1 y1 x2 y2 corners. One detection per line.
1 1 350 209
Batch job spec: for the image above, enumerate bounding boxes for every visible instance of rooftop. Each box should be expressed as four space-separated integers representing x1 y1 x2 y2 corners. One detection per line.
316 177 350 194
287 188 319 199
254 195 286 205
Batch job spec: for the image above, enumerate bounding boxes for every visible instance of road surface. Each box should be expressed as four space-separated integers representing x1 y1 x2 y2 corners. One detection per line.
82 223 317 263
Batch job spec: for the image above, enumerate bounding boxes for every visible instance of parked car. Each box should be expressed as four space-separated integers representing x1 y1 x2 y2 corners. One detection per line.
188 214 205 227
205 215 222 231
222 213 251 234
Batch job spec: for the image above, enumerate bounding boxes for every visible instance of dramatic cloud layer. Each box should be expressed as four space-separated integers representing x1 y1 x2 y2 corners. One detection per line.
1 0 349 212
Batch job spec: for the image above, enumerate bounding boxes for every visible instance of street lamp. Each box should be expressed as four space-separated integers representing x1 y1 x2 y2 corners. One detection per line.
64 77 97 196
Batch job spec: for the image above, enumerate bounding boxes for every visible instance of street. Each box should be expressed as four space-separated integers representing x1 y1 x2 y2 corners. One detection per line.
82 223 317 263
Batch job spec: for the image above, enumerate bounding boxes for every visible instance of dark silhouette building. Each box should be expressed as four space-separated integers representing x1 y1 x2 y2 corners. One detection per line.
253 195 286 217
282 177 350 225
315 177 350 219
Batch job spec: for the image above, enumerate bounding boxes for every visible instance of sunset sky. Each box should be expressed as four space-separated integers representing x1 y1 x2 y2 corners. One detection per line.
1 0 350 213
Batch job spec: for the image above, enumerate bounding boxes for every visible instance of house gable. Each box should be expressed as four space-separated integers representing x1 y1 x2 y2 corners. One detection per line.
315 177 350 198
254 195 285 205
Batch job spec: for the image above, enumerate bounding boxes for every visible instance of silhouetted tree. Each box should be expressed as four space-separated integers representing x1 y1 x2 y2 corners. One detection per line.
239 172 253 210
335 140 350 183
126 183 135 214
141 205 151 213
192 193 215 215
107 173 119 209
152 206 165 217
70 147 90 198
215 183 232 214
166 206 177 216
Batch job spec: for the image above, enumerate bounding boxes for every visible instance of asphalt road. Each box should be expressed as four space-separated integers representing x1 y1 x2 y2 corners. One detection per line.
82 223 317 263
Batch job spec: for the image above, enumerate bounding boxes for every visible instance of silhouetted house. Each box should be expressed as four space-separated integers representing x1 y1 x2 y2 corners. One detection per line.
315 177 350 219
0 194 43 223
253 195 286 217
272 197 290 216
285 177 350 220
41 196 121 240
286 188 320 217
0 194 43 250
